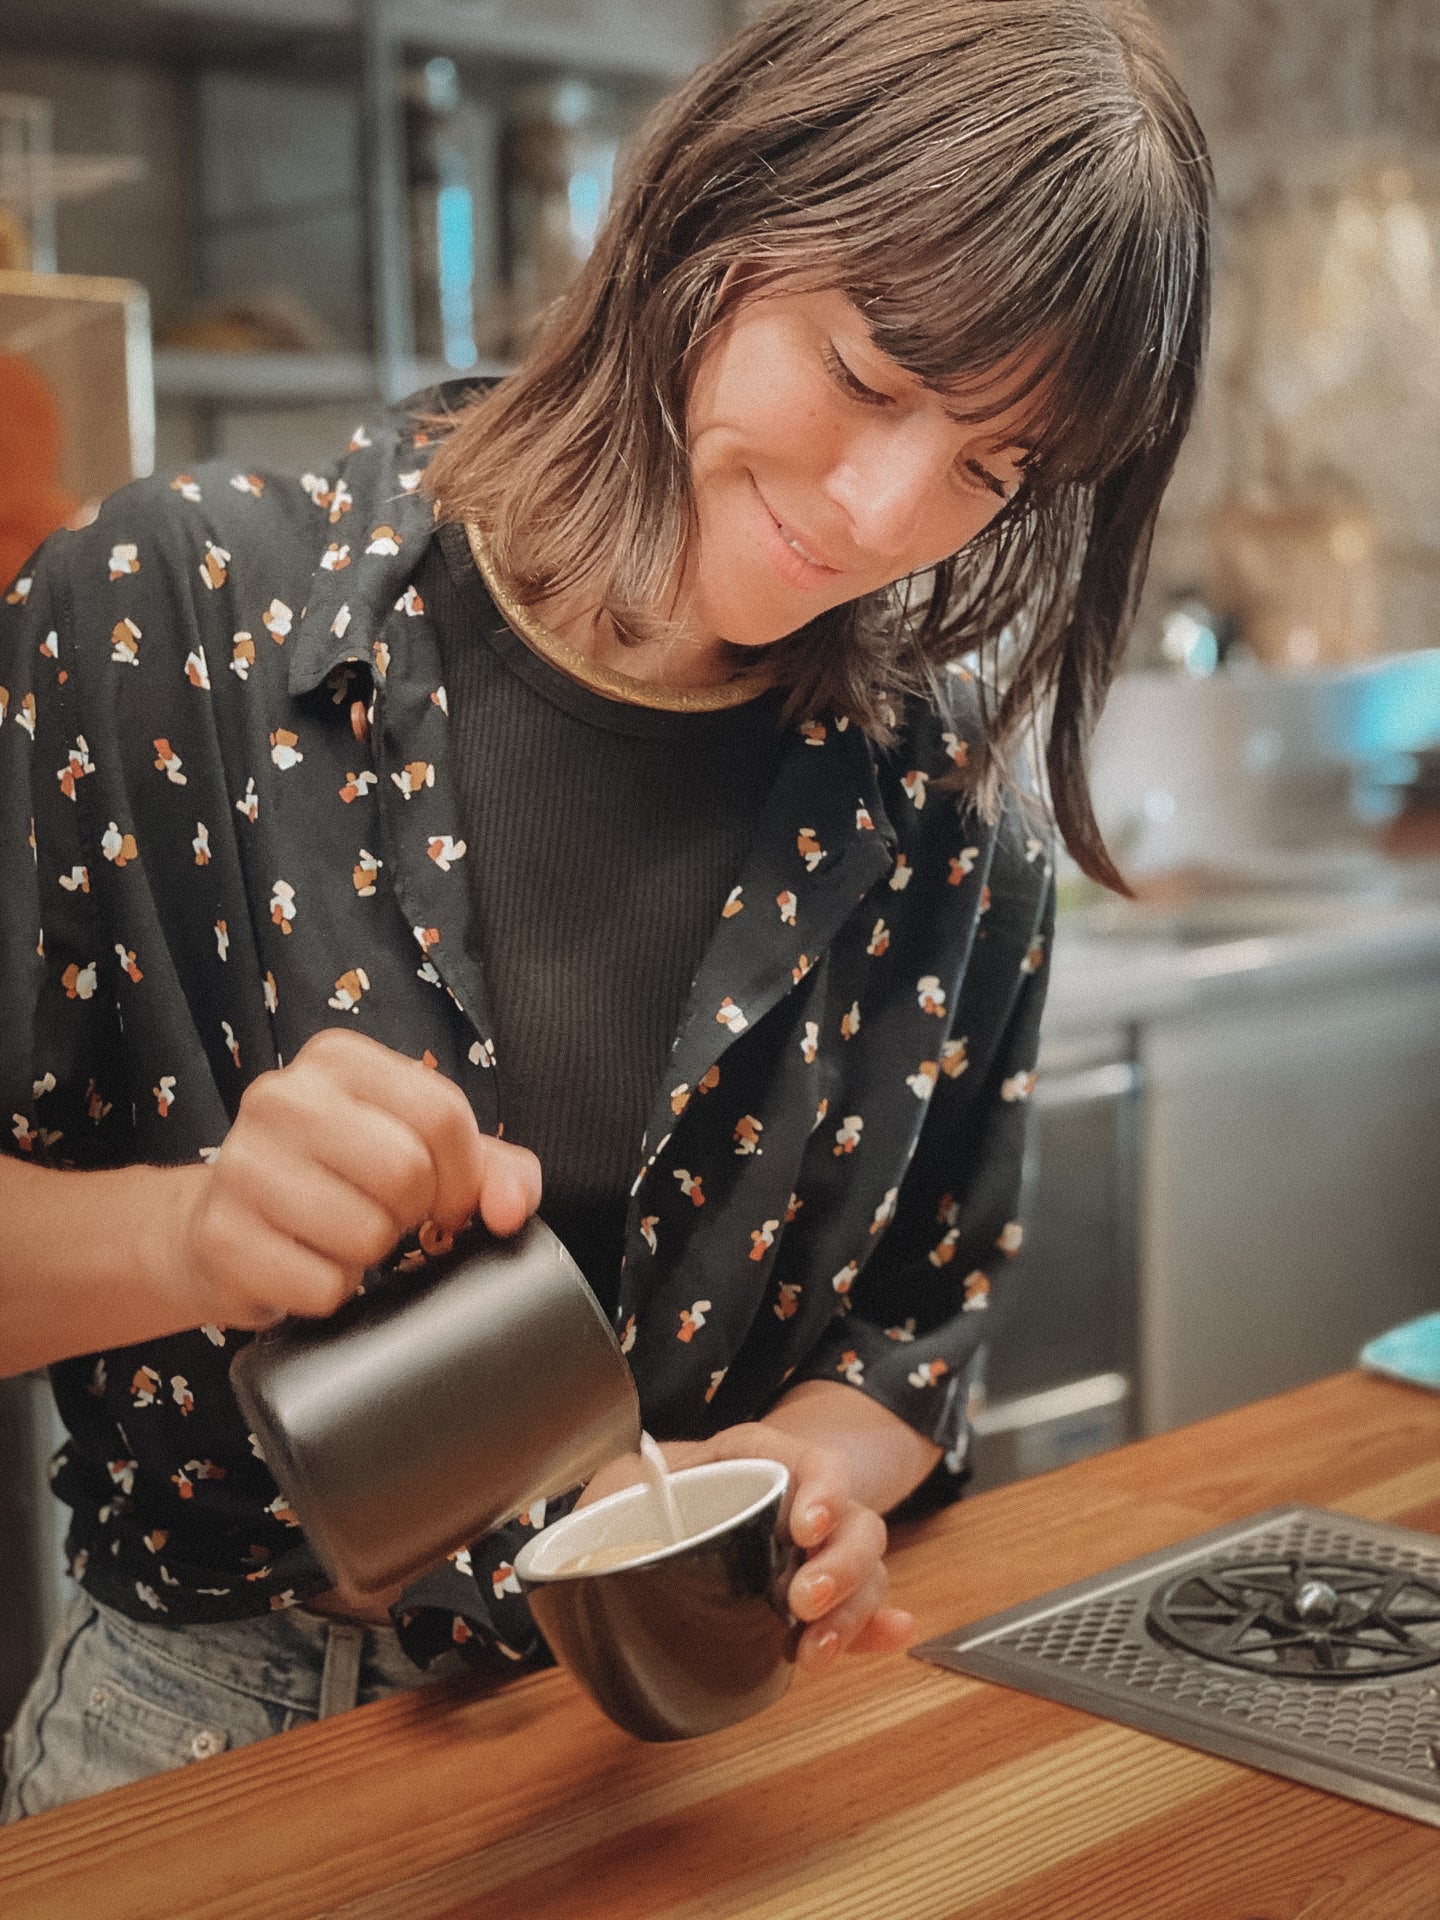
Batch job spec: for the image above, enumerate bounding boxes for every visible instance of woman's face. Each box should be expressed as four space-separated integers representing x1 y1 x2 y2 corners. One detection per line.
680 286 1036 651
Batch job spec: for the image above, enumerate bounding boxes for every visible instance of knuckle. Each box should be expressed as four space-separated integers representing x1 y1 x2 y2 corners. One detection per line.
298 1025 353 1064
489 1130 532 1164
352 1200 402 1265
207 1142 281 1227
208 1126 262 1190
303 1281 350 1322
430 1069 471 1119
228 1301 280 1331
236 1066 296 1127
292 1263 356 1320
296 1191 393 1271
323 1269 361 1315
368 1153 436 1236
407 1077 467 1153
389 1132 436 1199
235 1068 277 1116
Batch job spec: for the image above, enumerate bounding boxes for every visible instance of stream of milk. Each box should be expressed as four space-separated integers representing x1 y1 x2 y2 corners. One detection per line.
639 1431 686 1545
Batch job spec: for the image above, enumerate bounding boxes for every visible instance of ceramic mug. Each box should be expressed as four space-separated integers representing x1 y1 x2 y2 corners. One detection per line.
514 1457 802 1741
230 1217 640 1594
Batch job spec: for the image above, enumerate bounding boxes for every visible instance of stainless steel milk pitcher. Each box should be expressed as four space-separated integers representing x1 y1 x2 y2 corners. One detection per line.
229 1217 640 1594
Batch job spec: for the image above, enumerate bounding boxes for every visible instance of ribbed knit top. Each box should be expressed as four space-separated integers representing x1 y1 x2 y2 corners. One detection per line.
420 523 789 1313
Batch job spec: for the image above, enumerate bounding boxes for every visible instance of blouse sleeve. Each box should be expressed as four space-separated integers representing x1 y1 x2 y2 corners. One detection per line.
788 850 1055 1475
0 538 130 1173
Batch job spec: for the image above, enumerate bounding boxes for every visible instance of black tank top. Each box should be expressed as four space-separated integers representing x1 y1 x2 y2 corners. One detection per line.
420 523 788 1313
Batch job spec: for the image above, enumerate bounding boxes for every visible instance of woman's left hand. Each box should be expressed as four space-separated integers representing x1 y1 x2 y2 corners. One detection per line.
577 1421 916 1671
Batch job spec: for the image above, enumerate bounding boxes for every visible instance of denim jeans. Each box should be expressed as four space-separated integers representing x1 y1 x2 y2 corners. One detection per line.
1 1581 447 1823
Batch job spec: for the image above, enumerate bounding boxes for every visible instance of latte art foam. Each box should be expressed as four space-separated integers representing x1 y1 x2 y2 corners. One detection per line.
554 1539 670 1576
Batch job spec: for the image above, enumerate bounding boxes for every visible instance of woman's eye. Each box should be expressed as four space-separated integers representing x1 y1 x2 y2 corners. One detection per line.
824 344 890 407
958 459 1011 502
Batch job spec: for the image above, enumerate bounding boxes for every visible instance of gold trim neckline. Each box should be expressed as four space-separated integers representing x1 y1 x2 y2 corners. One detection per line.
463 522 775 715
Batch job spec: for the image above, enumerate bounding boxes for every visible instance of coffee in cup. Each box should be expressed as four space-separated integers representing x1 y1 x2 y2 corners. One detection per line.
553 1540 669 1575
514 1457 800 1742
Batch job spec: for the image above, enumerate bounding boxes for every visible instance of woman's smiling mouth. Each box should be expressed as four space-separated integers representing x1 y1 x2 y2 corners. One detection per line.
752 478 845 584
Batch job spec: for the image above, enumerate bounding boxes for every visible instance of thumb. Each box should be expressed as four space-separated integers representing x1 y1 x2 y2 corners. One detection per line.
469 1135 543 1236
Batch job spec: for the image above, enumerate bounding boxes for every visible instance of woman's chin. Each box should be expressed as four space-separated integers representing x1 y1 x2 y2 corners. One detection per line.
702 594 830 653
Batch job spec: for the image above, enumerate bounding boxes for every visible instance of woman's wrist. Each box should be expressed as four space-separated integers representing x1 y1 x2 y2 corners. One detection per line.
761 1378 942 1517
126 1161 213 1332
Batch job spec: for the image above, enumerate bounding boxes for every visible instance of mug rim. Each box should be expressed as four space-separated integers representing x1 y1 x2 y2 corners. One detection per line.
514 1456 788 1583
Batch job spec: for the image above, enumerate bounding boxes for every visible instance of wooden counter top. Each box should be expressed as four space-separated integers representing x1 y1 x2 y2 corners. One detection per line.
3 1370 1439 1919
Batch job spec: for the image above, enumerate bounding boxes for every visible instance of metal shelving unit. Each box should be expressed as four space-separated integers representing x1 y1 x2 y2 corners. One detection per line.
152 348 509 405
385 1 717 82
2 0 729 422
11 0 721 77
352 0 723 404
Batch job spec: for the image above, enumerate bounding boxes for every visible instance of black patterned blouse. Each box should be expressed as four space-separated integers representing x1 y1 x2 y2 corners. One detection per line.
0 399 1054 1677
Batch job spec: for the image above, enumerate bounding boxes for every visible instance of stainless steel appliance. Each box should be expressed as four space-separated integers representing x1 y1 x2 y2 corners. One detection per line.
0 1373 67 1740
968 1026 1141 1491
914 1506 1440 1826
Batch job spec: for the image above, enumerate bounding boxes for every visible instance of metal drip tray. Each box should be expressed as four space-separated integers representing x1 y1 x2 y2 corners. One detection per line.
913 1508 1440 1826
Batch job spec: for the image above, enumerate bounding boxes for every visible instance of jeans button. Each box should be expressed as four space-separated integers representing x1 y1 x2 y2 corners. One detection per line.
189 1728 225 1760
88 1686 109 1709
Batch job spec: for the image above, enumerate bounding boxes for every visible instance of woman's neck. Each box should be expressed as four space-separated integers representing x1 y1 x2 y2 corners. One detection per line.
465 525 773 713
530 579 734 693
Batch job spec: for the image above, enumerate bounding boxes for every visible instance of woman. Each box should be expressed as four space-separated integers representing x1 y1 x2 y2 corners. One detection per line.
0 0 1210 1817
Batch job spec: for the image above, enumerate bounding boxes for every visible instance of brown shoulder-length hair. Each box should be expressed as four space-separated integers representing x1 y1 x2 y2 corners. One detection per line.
423 0 1212 892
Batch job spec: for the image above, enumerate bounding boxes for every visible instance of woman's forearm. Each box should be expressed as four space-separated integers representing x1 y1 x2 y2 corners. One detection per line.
762 1376 942 1516
1 1031 545 1381
0 1157 206 1377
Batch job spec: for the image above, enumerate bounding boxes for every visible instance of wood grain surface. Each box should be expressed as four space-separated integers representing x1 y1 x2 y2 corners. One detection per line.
2 1370 1438 1920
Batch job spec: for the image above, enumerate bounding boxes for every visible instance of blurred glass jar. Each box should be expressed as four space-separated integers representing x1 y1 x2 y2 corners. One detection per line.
1157 592 1241 678
405 57 504 369
1210 496 1381 671
502 78 620 354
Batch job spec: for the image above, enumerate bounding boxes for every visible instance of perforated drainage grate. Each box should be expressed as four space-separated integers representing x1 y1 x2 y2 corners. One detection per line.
912 1508 1440 1826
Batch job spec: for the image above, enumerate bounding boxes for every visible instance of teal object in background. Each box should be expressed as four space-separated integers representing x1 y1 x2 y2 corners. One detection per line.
1360 1314 1440 1392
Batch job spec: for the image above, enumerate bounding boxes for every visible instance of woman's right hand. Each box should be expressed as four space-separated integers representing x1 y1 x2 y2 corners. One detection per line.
156 1028 541 1332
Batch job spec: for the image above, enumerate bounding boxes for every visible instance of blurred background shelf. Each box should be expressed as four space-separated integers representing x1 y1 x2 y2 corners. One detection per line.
3 0 732 467
389 1 718 81
152 347 510 405
0 0 357 68
0 0 722 81
0 153 148 211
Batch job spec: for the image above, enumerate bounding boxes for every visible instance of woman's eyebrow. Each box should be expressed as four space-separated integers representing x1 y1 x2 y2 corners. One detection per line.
854 336 1037 457
943 412 1037 462
916 378 1036 453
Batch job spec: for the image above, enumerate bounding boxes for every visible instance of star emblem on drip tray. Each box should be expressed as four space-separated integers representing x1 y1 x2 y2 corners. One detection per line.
1146 1557 1440 1678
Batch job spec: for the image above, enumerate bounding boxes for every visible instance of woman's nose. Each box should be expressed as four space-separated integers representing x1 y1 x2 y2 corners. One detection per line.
825 419 959 562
